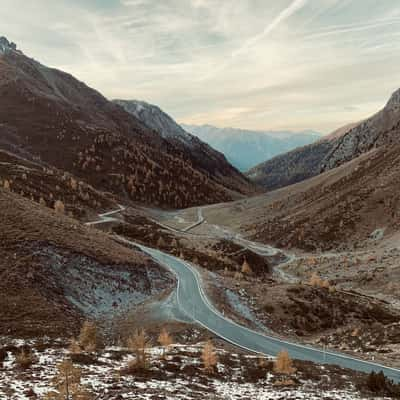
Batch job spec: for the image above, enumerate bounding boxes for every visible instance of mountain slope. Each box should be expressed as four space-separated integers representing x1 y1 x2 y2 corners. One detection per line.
322 89 400 171
203 141 400 252
113 100 252 194
204 90 400 250
246 123 357 191
0 149 117 220
247 138 335 191
0 37 252 208
0 187 172 337
183 124 321 171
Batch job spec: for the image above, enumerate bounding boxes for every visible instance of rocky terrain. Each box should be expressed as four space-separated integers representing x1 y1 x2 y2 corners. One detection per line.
0 37 253 209
153 204 400 369
0 188 173 338
322 89 400 171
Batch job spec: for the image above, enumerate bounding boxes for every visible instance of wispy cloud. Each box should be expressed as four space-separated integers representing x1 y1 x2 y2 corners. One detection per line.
1 0 400 133
232 0 308 57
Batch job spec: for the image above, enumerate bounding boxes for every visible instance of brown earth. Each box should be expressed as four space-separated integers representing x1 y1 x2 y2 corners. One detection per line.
0 188 173 338
202 142 400 252
0 149 116 219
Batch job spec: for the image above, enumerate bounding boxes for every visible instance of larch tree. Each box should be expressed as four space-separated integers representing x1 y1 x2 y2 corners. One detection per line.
157 236 166 248
201 341 218 373
45 359 93 400
54 200 65 214
309 272 323 287
78 321 98 352
274 349 296 375
241 258 252 275
158 328 173 359
127 329 151 370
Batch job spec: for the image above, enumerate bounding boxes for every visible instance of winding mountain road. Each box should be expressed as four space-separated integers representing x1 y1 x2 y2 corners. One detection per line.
91 207 400 382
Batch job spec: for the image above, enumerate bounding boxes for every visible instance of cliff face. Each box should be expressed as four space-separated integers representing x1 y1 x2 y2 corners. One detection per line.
321 89 400 171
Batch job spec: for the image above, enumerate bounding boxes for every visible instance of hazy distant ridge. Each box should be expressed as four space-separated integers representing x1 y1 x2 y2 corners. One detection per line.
182 124 321 171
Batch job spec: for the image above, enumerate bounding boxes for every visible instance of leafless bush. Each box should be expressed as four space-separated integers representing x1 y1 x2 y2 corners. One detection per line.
201 341 218 373
274 350 296 375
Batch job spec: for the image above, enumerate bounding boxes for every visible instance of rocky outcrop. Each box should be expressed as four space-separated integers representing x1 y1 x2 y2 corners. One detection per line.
114 99 193 144
321 89 400 171
0 37 17 54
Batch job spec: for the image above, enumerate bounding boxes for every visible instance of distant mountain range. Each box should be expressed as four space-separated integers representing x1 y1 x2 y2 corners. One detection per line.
182 124 322 171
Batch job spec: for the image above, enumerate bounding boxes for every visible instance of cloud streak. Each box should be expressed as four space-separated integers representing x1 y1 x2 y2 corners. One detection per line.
1 0 400 133
233 0 308 57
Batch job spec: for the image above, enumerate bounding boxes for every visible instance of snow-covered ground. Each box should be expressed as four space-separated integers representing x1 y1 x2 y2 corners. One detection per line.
0 337 384 400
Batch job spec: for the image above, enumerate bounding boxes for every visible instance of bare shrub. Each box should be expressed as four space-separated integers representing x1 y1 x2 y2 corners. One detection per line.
158 328 173 358
234 271 243 281
54 200 65 214
309 272 322 287
45 359 93 399
78 321 98 352
157 236 166 248
70 177 78 191
127 330 151 371
241 258 252 275
201 341 218 373
69 339 82 355
274 350 296 375
309 272 330 288
3 179 10 190
15 348 36 370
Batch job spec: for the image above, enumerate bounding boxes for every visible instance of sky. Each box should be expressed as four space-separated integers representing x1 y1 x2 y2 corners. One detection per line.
2 0 400 133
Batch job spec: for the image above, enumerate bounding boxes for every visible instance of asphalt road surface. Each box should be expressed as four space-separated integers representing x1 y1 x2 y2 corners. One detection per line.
116 235 400 382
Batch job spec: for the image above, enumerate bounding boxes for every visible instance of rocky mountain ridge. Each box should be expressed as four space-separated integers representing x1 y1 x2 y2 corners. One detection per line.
0 36 17 54
0 37 253 208
322 89 400 171
113 100 251 194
